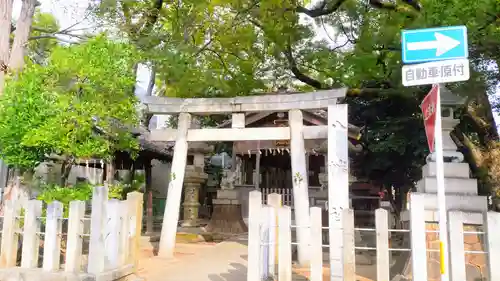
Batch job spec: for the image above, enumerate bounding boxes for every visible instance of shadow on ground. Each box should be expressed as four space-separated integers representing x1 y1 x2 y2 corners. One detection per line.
208 263 247 281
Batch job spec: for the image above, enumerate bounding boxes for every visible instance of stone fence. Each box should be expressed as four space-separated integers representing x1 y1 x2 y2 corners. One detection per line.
247 190 500 281
0 186 143 281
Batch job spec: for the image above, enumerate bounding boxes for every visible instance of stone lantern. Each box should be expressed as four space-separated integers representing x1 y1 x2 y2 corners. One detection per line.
181 143 212 227
426 87 466 164
414 87 479 198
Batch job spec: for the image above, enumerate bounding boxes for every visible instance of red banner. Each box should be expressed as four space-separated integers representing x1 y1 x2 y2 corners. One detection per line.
421 85 439 152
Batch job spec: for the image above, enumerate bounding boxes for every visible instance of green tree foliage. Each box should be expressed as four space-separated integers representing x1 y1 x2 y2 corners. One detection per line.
95 0 500 193
0 36 140 169
36 182 126 218
96 0 498 94
348 94 428 186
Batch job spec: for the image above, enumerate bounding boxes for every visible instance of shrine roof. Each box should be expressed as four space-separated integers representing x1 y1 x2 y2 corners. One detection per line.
91 118 173 161
440 86 466 105
217 110 363 141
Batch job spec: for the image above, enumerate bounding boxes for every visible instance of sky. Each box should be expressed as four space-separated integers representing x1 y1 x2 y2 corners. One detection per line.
13 0 89 28
12 0 500 128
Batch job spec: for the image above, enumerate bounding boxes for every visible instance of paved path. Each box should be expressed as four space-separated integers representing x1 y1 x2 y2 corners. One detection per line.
135 238 377 281
137 241 248 281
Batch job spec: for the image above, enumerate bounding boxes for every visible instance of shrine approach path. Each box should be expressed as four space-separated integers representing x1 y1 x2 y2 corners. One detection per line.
136 239 249 281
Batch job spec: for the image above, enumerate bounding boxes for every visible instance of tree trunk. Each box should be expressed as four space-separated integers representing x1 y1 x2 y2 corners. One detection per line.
0 0 14 94
9 0 36 71
60 159 73 187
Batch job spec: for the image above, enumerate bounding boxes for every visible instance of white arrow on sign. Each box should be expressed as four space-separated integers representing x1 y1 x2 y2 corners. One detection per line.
407 32 461 56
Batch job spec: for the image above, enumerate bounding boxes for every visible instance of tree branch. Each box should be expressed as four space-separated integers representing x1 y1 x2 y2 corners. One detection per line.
297 0 421 18
368 0 397 11
191 38 214 58
373 44 401 51
347 87 403 97
138 0 164 35
28 26 92 42
283 41 406 97
283 43 324 89
401 0 422 11
28 35 84 44
369 0 421 11
296 0 347 18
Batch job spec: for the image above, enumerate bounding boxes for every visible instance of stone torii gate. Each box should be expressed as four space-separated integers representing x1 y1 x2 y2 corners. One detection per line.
141 89 350 269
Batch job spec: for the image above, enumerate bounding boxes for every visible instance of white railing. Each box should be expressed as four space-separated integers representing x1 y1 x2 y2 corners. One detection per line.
247 191 500 281
0 185 143 281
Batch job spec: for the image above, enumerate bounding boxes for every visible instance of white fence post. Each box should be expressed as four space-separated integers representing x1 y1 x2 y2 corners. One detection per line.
342 208 356 280
267 192 281 278
247 190 262 281
0 200 21 267
448 211 466 281
126 191 143 269
260 206 271 280
65 200 86 273
88 185 108 274
410 193 427 281
375 208 390 281
278 206 292 281
310 207 323 281
486 211 500 280
21 200 42 268
105 199 121 269
119 200 131 266
266 204 277 278
43 200 63 271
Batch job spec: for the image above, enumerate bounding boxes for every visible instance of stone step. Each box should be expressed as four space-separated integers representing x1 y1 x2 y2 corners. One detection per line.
416 177 477 195
422 162 470 178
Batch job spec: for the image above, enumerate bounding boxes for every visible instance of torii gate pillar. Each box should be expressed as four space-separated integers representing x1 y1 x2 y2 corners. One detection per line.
289 109 312 266
158 113 191 258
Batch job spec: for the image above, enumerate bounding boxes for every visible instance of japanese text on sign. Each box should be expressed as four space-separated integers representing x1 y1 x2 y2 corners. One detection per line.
405 63 465 82
402 58 470 86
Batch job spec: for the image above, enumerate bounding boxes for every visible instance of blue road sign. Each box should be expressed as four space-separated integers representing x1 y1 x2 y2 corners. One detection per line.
402 26 468 64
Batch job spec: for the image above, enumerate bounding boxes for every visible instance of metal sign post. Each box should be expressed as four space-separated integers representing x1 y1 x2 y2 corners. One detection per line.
420 84 450 279
433 84 450 281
